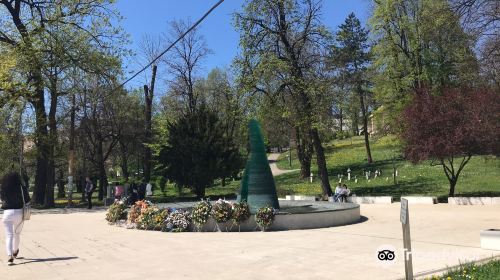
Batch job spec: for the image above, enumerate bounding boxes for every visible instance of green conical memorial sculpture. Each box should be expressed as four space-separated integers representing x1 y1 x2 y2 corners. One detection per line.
238 119 280 213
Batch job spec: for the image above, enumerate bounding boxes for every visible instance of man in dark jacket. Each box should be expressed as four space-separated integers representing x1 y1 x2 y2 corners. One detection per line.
138 181 146 201
85 177 94 209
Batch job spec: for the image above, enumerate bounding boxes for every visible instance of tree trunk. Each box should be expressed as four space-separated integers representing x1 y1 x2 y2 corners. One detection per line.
448 177 457 197
358 89 373 163
44 155 55 208
68 93 76 189
310 128 332 197
352 112 359 136
57 169 65 198
143 65 156 183
44 88 58 208
99 165 108 201
295 128 312 179
339 108 343 133
120 141 130 180
97 141 107 200
444 155 471 197
32 89 49 205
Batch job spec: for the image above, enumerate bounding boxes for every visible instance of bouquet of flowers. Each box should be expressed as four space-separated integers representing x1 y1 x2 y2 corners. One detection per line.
105 200 128 223
164 209 191 232
190 199 212 231
255 206 277 232
211 199 233 224
136 207 170 231
127 200 152 224
231 201 250 225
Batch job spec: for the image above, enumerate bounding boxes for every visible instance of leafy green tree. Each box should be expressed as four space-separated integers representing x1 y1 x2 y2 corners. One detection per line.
0 0 125 206
331 13 374 163
234 0 334 196
370 0 478 127
157 107 244 198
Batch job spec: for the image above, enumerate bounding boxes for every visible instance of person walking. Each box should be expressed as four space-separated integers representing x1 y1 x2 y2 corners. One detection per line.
85 177 94 209
128 182 138 205
0 172 30 265
138 181 146 201
114 182 124 201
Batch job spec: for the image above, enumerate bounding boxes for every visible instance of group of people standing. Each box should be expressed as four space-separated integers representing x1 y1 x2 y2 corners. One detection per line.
122 181 152 205
84 178 153 209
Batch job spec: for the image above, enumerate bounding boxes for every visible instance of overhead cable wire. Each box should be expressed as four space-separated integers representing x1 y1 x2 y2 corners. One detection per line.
117 0 225 89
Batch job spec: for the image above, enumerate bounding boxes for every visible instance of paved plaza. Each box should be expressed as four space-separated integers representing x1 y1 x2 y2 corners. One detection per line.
1 204 499 280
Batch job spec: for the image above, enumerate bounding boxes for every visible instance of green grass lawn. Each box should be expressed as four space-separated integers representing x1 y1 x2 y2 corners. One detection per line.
275 135 499 200
427 259 500 280
53 192 104 208
72 135 498 204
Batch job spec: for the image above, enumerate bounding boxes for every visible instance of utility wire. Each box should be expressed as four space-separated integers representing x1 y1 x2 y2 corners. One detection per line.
117 0 225 89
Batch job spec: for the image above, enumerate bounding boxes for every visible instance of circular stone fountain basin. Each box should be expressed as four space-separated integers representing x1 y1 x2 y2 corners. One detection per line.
158 201 360 231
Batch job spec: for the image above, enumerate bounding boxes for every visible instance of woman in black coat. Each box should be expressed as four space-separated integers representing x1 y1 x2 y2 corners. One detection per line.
0 171 30 265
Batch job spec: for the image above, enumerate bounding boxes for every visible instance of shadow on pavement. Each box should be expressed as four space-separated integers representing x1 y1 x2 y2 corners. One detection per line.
13 256 78 265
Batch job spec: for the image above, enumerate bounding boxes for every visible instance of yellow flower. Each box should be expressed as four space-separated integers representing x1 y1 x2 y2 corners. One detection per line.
447 277 452 280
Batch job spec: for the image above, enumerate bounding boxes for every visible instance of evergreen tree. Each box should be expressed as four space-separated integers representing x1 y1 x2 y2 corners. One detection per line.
331 13 374 163
157 107 244 198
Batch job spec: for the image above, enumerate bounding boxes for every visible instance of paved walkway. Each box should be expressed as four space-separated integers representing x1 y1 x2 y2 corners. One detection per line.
268 153 299 176
1 204 499 279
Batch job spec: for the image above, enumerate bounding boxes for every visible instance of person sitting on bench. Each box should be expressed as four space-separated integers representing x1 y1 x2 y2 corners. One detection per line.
334 183 343 202
335 184 351 202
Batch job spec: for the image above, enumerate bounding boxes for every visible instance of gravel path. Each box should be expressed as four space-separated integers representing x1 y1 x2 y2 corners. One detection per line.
268 153 300 176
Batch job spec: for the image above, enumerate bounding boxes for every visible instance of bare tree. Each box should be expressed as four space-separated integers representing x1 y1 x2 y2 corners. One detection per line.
162 20 211 114
450 0 500 89
139 34 164 183
451 0 499 40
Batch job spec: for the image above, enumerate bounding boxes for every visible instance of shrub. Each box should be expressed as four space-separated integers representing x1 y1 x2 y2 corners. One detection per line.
255 206 276 231
211 199 233 223
190 200 212 231
335 131 350 140
164 209 191 232
106 201 128 223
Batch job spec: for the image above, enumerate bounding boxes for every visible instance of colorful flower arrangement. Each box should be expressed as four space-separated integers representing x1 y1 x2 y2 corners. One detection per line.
255 206 277 231
105 200 128 223
107 199 276 232
190 199 212 231
128 200 152 224
211 199 233 223
231 201 251 226
136 207 170 231
164 209 191 232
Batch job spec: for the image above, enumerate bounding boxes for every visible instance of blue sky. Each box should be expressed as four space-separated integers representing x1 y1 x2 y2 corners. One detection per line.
116 0 371 89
